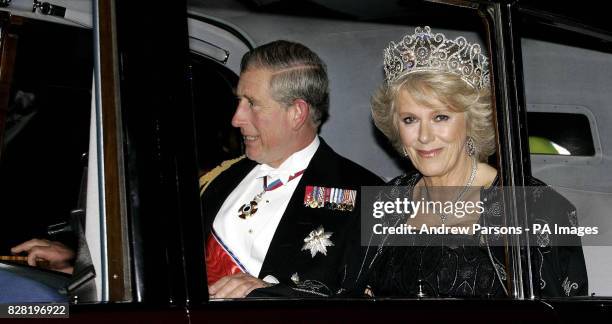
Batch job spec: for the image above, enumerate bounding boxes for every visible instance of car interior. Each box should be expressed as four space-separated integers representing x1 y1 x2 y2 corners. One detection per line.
0 0 611 306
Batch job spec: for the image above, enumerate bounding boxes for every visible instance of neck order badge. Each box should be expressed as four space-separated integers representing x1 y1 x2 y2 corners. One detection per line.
238 169 306 219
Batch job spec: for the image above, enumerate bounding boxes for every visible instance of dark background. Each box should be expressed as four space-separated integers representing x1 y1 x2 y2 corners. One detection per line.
0 19 92 253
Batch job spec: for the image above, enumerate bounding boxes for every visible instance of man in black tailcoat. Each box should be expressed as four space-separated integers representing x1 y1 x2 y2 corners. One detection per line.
202 40 382 298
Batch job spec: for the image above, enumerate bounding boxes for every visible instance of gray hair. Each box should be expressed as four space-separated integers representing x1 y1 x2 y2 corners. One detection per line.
371 71 496 162
240 40 329 127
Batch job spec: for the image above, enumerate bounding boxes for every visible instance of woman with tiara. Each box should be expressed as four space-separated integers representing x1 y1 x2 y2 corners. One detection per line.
362 26 588 297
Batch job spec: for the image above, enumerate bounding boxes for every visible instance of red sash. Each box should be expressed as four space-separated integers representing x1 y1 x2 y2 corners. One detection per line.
205 231 245 285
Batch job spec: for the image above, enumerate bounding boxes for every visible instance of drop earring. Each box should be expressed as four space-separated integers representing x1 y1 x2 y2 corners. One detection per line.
466 136 476 157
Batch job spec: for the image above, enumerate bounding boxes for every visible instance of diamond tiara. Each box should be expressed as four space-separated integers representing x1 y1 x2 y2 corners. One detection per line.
383 26 490 90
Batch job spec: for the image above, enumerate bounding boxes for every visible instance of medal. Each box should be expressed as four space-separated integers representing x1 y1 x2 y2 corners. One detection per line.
238 169 305 219
238 193 262 219
301 226 334 258
304 185 356 211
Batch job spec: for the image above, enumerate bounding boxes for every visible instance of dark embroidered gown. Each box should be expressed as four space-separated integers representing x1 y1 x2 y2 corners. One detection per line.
364 172 588 298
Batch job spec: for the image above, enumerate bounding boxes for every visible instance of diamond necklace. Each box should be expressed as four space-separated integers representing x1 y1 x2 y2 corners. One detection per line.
423 156 477 224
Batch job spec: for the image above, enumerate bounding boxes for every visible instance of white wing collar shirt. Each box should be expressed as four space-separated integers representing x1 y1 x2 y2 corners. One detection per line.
212 136 320 277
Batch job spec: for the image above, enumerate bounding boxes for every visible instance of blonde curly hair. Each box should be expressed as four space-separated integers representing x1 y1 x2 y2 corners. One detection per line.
371 71 496 162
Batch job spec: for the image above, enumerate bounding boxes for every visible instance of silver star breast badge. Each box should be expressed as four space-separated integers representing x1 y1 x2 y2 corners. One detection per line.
301 226 334 258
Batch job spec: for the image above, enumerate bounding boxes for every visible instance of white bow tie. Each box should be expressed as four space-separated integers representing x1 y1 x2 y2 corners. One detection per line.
256 166 291 183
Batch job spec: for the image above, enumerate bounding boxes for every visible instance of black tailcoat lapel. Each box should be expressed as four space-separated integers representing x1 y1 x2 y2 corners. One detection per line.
202 158 257 237
258 139 341 279
258 139 379 286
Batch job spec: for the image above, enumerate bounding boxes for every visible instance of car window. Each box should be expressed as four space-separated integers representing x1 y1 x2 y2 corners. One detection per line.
527 111 595 156
190 54 242 177
0 12 97 302
520 15 612 297
188 0 526 302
